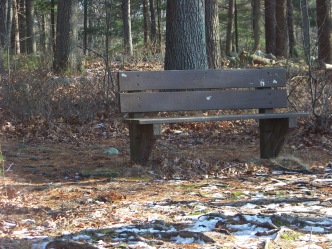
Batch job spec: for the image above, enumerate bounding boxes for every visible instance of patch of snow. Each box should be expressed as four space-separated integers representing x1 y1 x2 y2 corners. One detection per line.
242 203 257 209
301 226 325 233
31 242 49 249
296 245 323 249
72 234 91 241
189 215 224 232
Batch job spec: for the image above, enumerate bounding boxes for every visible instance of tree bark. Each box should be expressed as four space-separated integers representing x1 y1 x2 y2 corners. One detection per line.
316 0 332 64
149 0 156 50
13 0 20 54
301 0 311 65
264 0 276 54
143 0 148 49
287 0 296 57
50 0 55 56
226 0 234 55
252 0 261 51
205 0 221 68
18 0 26 53
0 0 7 48
26 0 35 54
275 0 288 58
121 0 133 56
164 0 207 70
53 0 81 73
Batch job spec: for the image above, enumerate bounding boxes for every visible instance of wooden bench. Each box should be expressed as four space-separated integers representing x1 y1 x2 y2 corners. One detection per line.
118 68 309 164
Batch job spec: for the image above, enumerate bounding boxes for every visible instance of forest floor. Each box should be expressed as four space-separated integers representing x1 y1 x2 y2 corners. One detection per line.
0 118 331 249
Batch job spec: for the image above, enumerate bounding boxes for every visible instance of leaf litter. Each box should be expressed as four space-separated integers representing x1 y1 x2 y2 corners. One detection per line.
0 119 331 249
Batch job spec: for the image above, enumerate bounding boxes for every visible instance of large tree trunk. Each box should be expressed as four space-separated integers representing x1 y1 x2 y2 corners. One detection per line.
164 0 207 70
13 0 20 54
301 0 311 65
18 0 26 53
121 0 133 56
156 0 162 53
26 0 35 54
316 0 332 64
50 0 55 56
0 1 7 48
205 0 221 68
53 0 81 73
143 0 148 49
225 0 234 55
275 0 288 58
149 0 156 50
287 0 296 57
264 0 276 54
252 0 261 51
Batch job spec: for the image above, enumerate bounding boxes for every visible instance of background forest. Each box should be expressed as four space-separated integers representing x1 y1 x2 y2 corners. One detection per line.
0 0 331 132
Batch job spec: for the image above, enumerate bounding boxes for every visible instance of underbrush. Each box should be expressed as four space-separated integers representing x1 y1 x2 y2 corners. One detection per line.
0 57 331 137
287 65 332 134
1 67 117 127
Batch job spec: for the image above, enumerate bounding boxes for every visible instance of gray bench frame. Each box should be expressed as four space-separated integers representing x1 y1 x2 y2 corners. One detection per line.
118 68 308 164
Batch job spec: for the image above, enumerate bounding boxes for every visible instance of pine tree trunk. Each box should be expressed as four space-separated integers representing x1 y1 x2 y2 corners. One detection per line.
53 0 81 73
26 0 35 54
226 0 234 55
264 0 276 54
252 0 261 51
143 0 148 49
316 0 332 64
0 1 7 48
164 0 207 70
13 0 20 54
121 0 133 56
149 0 156 50
205 0 221 68
18 0 26 53
301 0 311 64
275 0 288 58
287 0 296 57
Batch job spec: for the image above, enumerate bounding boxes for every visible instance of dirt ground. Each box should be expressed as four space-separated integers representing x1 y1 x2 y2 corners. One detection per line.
0 120 331 248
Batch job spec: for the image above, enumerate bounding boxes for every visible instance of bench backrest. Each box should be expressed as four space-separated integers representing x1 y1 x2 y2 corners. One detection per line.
118 68 287 113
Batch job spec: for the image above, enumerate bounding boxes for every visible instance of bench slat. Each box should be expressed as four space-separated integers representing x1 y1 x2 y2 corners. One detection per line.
118 68 286 91
124 112 309 125
120 89 288 112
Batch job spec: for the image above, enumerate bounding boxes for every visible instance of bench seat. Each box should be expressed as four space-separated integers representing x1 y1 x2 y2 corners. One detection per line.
124 112 309 125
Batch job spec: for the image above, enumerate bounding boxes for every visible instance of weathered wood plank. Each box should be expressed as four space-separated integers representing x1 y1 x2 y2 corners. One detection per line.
120 89 288 112
118 68 286 91
124 112 309 125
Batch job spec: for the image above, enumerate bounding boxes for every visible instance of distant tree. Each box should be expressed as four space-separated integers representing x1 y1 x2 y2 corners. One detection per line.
300 0 311 64
264 0 276 54
205 0 221 68
226 0 234 55
0 0 8 48
26 0 36 54
316 0 332 64
143 0 148 49
156 0 162 53
164 0 207 70
53 0 81 73
121 0 133 56
287 0 296 57
13 0 20 54
50 0 55 55
149 0 157 49
18 0 26 53
252 0 261 51
275 0 288 57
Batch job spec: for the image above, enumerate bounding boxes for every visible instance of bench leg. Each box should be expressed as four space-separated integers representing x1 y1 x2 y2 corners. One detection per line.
259 118 290 158
129 124 161 164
